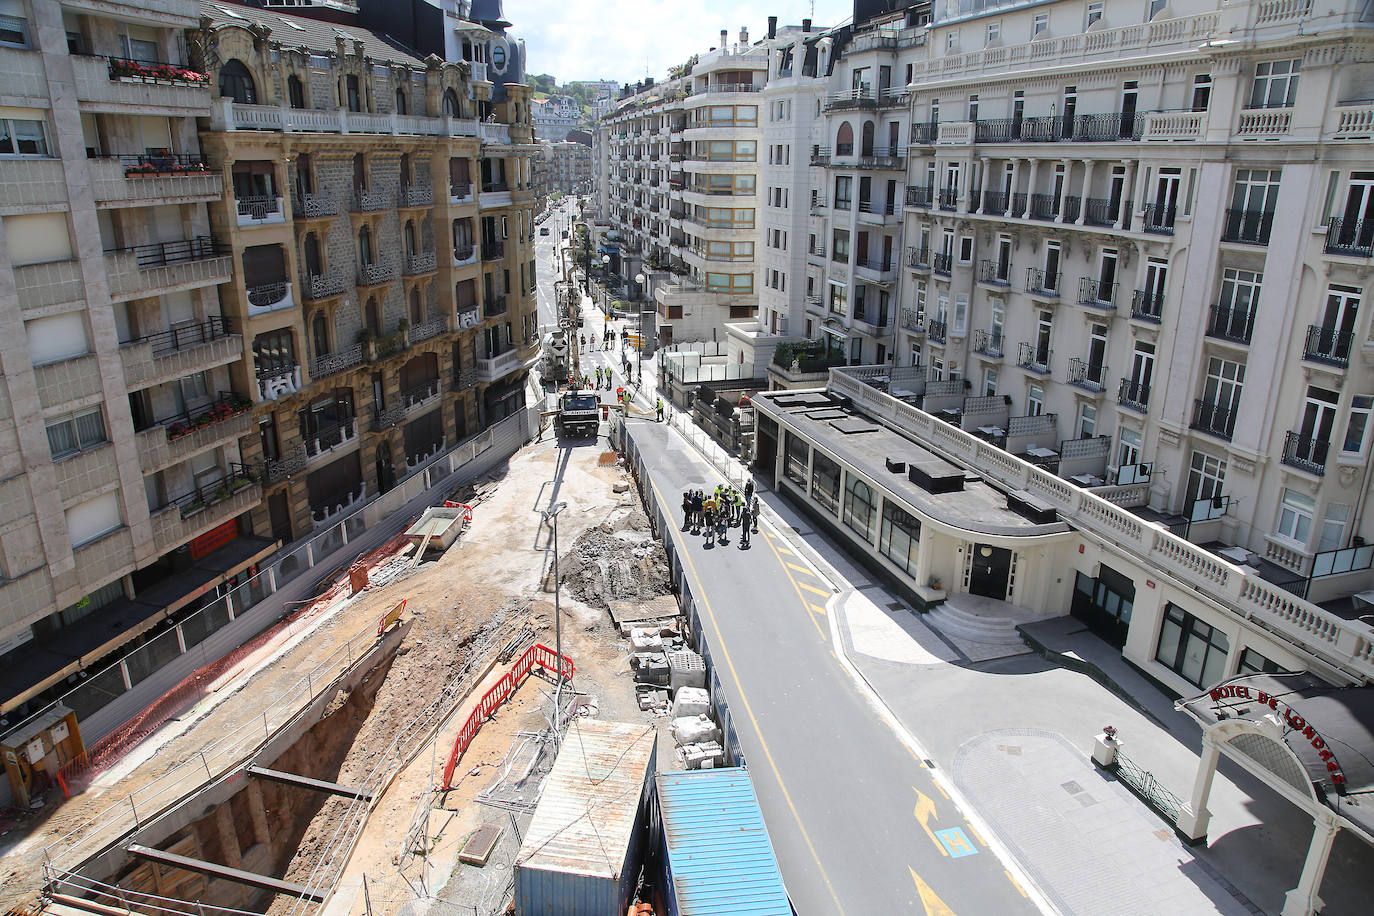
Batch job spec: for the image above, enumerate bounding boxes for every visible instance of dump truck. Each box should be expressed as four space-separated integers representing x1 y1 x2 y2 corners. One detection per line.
556 391 601 438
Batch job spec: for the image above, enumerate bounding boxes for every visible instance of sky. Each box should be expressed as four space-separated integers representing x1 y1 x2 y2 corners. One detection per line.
503 0 856 86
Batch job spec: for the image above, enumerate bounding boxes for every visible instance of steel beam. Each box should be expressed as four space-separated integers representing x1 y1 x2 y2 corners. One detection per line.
245 765 374 801
126 845 325 902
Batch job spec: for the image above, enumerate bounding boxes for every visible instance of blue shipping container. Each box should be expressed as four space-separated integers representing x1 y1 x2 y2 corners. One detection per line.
656 768 793 916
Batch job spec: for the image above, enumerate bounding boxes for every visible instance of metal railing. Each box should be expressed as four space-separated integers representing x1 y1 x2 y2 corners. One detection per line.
1141 203 1176 234
1029 193 1059 221
1302 324 1353 366
402 378 442 410
449 181 473 200
1131 289 1164 323
932 252 953 275
305 271 348 300
907 246 931 269
979 190 1008 215
453 244 476 263
1206 305 1255 344
151 463 257 520
978 259 1010 285
1221 207 1273 245
484 294 508 317
352 188 391 212
294 192 338 218
1067 357 1107 390
1026 268 1060 296
973 328 1003 356
111 236 227 269
104 56 208 85
1081 197 1122 227
357 261 396 286
1323 217 1374 257
1078 277 1118 307
312 345 363 378
1112 749 1183 826
905 185 932 208
399 184 432 207
1282 431 1329 476
247 280 290 309
937 187 959 210
482 240 505 260
404 251 438 275
302 416 358 459
1118 378 1150 411
129 316 233 356
1190 399 1236 439
104 152 209 173
928 319 947 343
1018 342 1051 371
235 195 280 220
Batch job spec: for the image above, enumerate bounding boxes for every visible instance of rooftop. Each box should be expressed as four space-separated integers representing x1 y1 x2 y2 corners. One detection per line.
753 389 1072 538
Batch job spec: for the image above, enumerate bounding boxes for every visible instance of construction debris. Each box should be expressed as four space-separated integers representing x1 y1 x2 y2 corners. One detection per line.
555 509 672 610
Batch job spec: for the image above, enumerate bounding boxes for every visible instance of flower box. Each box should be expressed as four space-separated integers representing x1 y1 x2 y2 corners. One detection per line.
165 397 251 441
108 58 210 86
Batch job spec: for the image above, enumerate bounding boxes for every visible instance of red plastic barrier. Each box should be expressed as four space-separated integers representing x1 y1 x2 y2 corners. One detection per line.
440 643 574 790
442 501 474 521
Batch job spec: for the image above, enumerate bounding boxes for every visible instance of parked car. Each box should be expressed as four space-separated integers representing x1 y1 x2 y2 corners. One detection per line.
540 227 550 236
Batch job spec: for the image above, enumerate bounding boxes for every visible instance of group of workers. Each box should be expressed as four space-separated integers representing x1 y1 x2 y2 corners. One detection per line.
682 481 758 550
580 328 630 351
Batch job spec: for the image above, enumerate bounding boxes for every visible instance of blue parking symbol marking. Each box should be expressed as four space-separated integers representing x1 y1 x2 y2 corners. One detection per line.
935 827 978 858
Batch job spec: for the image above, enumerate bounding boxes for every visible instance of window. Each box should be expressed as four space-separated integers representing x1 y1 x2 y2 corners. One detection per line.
983 368 998 397
1033 13 1049 37
26 311 88 364
46 408 107 459
833 229 850 261
1077 404 1097 439
0 115 48 156
1086 2 1103 27
346 74 361 112
218 59 257 105
1185 450 1227 506
879 500 921 576
1191 73 1212 111
783 430 809 486
1027 383 1043 416
946 31 959 52
1155 604 1230 689
811 451 841 514
986 22 1000 44
843 474 876 541
288 74 305 109
1237 647 1281 676
1319 503 1349 553
1250 59 1300 110
958 236 973 263
1276 488 1316 544
704 273 752 294
1342 395 1373 454
66 491 122 549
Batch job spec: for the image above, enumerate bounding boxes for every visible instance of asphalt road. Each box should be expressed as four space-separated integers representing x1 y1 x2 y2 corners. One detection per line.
534 200 576 334
603 413 1046 915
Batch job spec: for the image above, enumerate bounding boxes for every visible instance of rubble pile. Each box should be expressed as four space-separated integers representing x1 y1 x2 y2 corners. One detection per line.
556 509 672 609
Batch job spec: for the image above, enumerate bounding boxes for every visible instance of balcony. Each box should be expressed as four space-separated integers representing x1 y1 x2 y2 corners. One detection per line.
256 361 301 401
1028 194 1060 222
135 392 253 473
1066 358 1108 393
89 154 219 206
928 319 947 344
449 181 474 203
1236 107 1292 139
1077 278 1118 310
404 251 438 276
1323 217 1374 258
1140 203 1176 235
352 188 392 212
304 271 349 302
1190 399 1236 440
1221 208 1273 245
973 328 1004 358
978 260 1011 287
311 482 367 526
1017 342 1051 373
236 195 284 227
857 200 900 224
1302 325 1353 368
294 193 339 220
120 317 239 389
408 316 449 344
311 344 364 379
482 240 506 261
104 237 231 300
453 244 478 267
852 306 890 335
932 252 953 276
73 54 210 113
1081 198 1124 228
978 190 1008 216
151 467 261 553
1282 432 1329 476
1130 289 1164 323
855 257 897 283
401 378 443 415
809 197 828 215
905 185 932 209
484 294 508 317
1025 269 1061 300
853 153 906 171
477 347 520 382
937 188 959 211
807 245 827 267
909 121 937 145
1206 305 1255 345
398 185 433 208
901 309 926 334
1118 378 1150 412
907 246 931 271
303 416 359 465
356 261 396 290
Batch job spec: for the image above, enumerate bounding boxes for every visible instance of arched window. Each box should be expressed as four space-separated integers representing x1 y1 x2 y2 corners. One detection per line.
296 152 313 196
835 121 854 156
358 226 373 266
395 87 407 115
861 121 875 157
287 74 305 109
364 298 380 334
410 288 422 324
218 59 257 104
312 311 330 356
443 88 460 117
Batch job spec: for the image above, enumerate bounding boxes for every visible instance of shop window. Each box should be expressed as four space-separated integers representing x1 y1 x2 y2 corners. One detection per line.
1155 604 1229 688
811 450 841 514
843 474 875 542
878 500 920 576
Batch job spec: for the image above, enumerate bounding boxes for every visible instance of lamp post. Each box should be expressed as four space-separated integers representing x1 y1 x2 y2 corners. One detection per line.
541 500 569 742
601 254 611 316
635 271 647 386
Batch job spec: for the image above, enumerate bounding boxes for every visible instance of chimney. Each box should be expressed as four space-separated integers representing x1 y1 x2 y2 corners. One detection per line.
740 26 749 45
802 18 811 32
720 29 728 49
768 16 777 39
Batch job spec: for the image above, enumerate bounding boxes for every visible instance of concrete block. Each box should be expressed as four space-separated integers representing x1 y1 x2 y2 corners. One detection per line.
680 740 724 770
667 649 706 691
671 714 720 746
629 627 663 652
671 686 710 719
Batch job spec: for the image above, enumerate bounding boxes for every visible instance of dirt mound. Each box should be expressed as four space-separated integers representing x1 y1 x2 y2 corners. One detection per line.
556 509 672 610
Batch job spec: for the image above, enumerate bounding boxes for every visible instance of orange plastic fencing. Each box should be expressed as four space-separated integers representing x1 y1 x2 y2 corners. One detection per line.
442 501 474 521
440 643 574 791
56 534 412 798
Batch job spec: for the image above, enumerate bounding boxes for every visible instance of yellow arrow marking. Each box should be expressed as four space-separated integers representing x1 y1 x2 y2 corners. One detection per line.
913 788 948 857
909 867 957 915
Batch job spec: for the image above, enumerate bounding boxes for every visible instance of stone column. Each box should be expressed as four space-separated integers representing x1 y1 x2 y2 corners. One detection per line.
1022 159 1039 219
977 157 991 214
1117 161 1139 231
1055 158 1072 222
1175 735 1220 841
1077 159 1094 226
1281 809 1341 916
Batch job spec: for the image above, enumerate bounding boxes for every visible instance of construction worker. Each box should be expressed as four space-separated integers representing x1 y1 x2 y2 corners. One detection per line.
739 503 752 548
594 367 602 388
751 494 760 532
655 397 664 422
703 494 717 547
681 491 692 531
732 488 744 526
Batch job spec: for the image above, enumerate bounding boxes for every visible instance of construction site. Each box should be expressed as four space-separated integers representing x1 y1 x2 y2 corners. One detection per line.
0 412 773 916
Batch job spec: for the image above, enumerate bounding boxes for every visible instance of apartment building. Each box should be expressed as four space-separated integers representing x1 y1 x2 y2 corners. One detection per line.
0 0 536 724
531 94 581 140
533 139 592 202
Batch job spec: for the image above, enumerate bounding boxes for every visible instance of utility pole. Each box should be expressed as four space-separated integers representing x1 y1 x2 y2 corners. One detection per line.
541 501 568 744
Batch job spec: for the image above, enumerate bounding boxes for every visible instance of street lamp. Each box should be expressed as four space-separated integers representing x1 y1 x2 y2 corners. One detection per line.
635 272 647 385
601 254 611 315
541 500 569 742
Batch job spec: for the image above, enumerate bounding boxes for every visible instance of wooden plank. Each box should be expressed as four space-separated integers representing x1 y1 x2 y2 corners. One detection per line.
126 845 324 902
245 765 374 801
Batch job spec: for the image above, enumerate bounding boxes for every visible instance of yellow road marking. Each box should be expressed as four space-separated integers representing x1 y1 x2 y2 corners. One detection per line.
910 868 958 915
964 821 987 847
648 478 846 914
797 581 832 598
760 529 828 642
774 544 795 555
785 561 814 576
933 780 950 800
810 603 829 616
913 788 948 857
1005 870 1028 898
